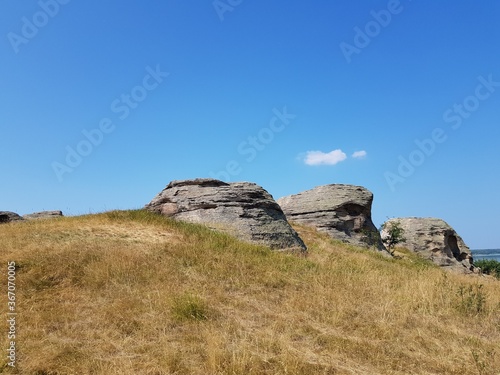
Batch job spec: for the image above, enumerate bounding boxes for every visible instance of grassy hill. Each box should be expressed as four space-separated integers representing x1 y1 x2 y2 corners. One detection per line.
1 210 499 374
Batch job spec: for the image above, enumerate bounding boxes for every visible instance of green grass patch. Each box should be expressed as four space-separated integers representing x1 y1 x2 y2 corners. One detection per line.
171 293 211 322
475 259 500 279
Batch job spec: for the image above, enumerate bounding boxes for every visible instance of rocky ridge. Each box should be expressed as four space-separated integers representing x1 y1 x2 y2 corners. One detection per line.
0 210 64 223
2 180 482 275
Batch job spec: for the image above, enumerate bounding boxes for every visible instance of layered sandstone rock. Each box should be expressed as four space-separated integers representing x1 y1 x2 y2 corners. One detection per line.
145 178 306 251
0 211 24 223
23 211 64 220
382 217 476 273
278 184 386 252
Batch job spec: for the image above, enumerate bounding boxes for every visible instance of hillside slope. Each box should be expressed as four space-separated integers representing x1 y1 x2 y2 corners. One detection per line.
1 210 499 375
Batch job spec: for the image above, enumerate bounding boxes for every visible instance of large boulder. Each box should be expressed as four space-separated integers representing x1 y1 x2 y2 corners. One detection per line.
23 210 64 220
0 211 24 223
277 184 387 252
145 178 306 251
382 217 475 273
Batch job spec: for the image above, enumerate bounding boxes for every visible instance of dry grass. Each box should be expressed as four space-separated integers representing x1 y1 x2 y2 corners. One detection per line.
0 210 499 374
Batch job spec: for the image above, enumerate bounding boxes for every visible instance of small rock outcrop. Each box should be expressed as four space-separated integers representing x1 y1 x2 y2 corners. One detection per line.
0 211 24 223
23 211 64 220
382 217 476 273
277 184 386 252
145 178 307 251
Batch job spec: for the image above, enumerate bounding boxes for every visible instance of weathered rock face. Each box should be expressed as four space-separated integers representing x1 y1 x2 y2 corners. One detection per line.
382 217 475 273
145 178 307 251
277 184 386 252
0 211 24 223
23 211 64 220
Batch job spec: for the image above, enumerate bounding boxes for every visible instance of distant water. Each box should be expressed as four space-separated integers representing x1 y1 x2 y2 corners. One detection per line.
471 249 500 262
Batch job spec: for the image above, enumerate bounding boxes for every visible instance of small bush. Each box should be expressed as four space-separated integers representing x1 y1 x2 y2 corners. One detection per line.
475 259 500 278
380 220 406 255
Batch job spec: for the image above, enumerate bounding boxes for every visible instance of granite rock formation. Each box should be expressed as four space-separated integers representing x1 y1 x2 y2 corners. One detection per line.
145 178 306 251
277 184 387 252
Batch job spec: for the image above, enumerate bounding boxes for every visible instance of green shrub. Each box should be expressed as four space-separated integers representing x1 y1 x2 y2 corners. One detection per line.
474 259 500 278
380 220 406 255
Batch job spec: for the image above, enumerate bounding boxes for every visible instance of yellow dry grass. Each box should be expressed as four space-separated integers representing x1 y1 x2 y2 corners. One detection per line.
0 210 499 374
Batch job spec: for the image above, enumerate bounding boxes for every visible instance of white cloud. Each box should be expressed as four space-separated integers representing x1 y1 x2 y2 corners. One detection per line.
304 149 347 166
352 150 367 159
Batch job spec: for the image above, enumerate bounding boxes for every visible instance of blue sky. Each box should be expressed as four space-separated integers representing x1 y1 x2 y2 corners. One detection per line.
1 1 499 249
